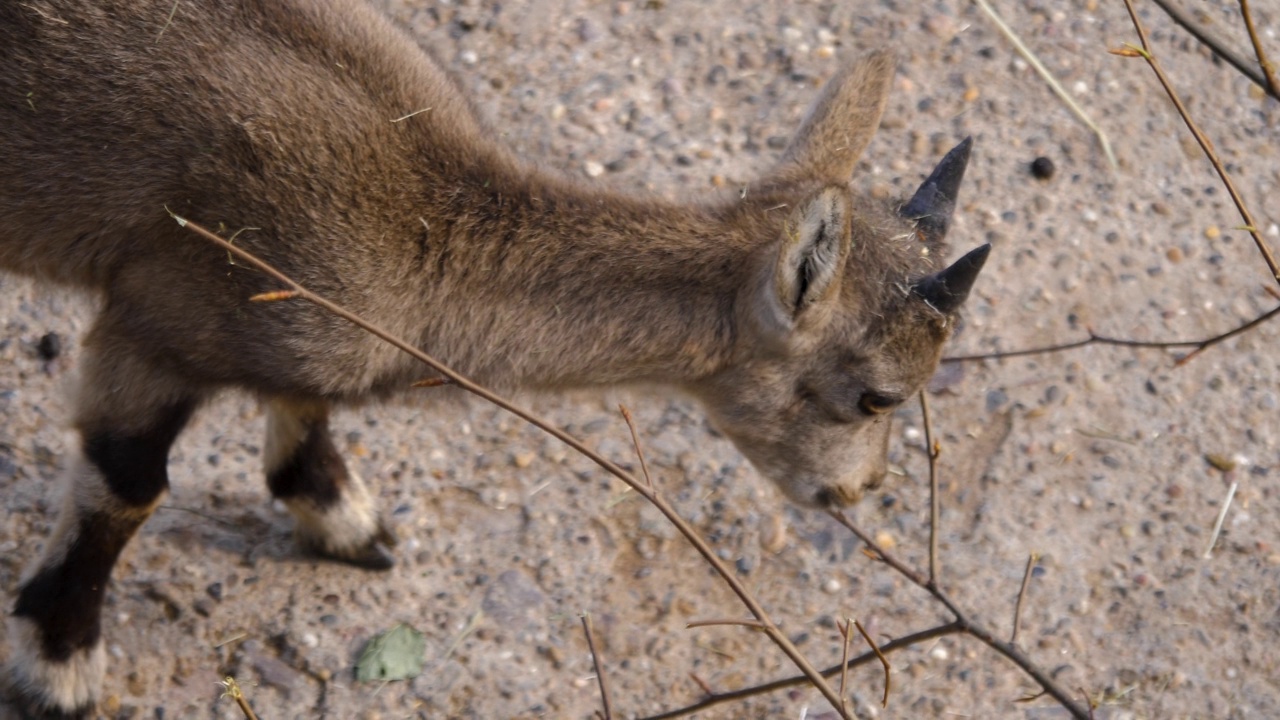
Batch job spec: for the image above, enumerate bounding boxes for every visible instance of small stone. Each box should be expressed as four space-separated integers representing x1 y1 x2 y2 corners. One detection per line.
1205 453 1237 472
458 50 478 65
963 86 980 102
1030 156 1055 180
512 451 536 469
583 161 605 178
874 531 896 549
1166 247 1183 263
1204 226 1221 240
821 578 842 594
36 332 62 360
761 513 788 553
930 646 948 660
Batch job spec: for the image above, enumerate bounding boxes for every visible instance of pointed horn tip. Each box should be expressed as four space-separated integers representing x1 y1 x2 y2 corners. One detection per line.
963 242 992 267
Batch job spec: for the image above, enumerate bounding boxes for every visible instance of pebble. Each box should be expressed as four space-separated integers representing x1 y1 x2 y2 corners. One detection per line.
1204 226 1221 239
821 578 842 594
512 451 537 469
583 161 605 178
1030 156 1055 180
1166 247 1183 263
930 646 948 660
458 50 478 65
874 531 896 549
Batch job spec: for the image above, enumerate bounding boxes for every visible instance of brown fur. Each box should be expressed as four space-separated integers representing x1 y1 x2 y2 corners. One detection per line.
1 2 987 714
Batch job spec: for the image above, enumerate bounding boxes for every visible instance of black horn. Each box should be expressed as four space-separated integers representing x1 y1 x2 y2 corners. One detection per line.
901 136 973 242
912 243 991 314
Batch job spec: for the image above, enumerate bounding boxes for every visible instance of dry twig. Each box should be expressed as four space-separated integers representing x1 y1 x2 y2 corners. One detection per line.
640 623 964 720
171 213 853 718
852 619 890 708
919 390 941 585
1117 0 1280 284
581 613 614 720
1239 0 1280 95
619 404 654 491
828 510 1092 719
943 304 1280 365
1010 553 1039 646
1148 0 1280 100
1203 480 1239 559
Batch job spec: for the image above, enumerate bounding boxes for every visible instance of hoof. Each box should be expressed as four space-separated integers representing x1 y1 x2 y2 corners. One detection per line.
1 676 92 720
300 520 397 571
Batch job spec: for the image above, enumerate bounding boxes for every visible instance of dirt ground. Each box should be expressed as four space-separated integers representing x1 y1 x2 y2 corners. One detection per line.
3 0 1279 718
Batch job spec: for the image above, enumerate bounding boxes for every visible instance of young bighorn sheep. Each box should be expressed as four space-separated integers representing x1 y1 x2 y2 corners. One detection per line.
0 0 988 716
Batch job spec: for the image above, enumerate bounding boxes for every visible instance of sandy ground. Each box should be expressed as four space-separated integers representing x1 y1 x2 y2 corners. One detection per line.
3 0 1280 718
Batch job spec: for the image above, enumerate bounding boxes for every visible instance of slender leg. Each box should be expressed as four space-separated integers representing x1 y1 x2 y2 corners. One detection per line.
263 398 395 570
4 340 197 719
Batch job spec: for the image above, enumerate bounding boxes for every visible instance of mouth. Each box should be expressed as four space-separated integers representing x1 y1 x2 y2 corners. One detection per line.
812 484 862 509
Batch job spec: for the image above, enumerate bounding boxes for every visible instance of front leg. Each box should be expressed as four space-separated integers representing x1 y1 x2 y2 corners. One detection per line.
263 398 396 570
4 338 197 719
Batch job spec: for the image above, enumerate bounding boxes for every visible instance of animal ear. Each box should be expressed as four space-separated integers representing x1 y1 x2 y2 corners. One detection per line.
772 50 895 184
771 188 850 323
912 244 991 314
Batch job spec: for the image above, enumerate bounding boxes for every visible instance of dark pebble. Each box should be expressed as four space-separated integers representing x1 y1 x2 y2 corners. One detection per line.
985 388 1009 412
1031 156 1055 179
206 582 224 601
36 332 61 360
735 556 754 575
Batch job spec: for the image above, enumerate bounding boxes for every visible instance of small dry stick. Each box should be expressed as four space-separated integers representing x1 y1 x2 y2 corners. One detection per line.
219 676 259 720
973 0 1117 168
619 404 654 491
943 304 1280 365
852 619 890 708
1203 480 1239 559
173 213 852 718
248 289 300 302
919 391 941 586
836 619 854 717
581 613 614 720
1240 0 1280 95
1118 0 1280 285
1010 552 1039 645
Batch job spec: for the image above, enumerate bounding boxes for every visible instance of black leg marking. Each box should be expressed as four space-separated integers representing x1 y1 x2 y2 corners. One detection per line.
82 401 194 507
12 513 135 663
266 418 345 507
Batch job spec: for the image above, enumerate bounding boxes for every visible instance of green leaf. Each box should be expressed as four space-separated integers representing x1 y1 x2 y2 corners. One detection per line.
355 624 426 682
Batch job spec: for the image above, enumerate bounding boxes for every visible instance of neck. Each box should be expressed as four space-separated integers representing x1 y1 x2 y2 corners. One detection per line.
413 166 759 391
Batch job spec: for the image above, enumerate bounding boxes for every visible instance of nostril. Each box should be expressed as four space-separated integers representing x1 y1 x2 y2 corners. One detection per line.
815 485 860 508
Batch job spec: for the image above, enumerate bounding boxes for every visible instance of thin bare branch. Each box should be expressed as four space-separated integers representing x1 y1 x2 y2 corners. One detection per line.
1011 553 1039 645
639 623 965 720
1148 0 1280 101
836 619 853 716
619 404 654 491
581 613 615 720
1240 0 1280 95
919 391 941 586
173 214 851 718
852 619 891 708
1119 0 1280 284
943 304 1280 364
828 510 1091 720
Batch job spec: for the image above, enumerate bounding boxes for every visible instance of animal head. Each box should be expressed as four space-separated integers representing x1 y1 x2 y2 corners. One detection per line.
695 51 989 508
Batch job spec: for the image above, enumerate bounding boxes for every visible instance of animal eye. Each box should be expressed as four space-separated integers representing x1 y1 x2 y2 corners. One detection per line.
858 392 898 415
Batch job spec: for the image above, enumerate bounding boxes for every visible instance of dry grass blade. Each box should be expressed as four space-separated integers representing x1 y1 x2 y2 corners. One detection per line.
973 0 1117 168
1118 0 1280 284
1203 480 1239 559
248 289 299 302
686 618 767 630
581 613 614 720
172 213 852 718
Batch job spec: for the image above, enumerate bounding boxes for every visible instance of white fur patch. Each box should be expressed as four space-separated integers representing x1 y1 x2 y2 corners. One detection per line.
283 471 383 556
4 616 105 714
